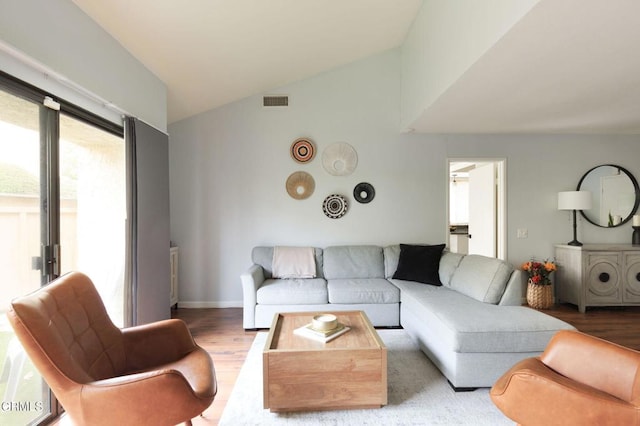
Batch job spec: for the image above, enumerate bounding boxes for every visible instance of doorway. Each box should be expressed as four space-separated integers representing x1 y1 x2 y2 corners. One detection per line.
447 159 506 260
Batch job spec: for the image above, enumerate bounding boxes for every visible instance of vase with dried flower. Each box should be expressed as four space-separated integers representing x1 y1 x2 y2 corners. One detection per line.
522 259 556 309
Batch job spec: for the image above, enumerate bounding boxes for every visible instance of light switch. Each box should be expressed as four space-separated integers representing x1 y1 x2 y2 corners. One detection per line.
517 228 528 239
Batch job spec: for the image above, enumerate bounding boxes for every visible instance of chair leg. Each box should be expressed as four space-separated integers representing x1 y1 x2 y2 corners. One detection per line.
183 411 206 424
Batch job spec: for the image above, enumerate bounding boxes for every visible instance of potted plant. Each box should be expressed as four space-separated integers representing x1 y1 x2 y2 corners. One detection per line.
522 259 556 309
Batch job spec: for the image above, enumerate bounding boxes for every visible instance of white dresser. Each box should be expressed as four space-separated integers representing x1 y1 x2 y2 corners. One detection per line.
555 244 640 313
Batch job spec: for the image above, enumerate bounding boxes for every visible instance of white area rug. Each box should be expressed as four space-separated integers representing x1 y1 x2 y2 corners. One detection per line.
219 330 511 425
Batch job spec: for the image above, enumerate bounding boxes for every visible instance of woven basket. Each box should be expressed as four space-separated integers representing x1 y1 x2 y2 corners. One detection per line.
526 280 553 309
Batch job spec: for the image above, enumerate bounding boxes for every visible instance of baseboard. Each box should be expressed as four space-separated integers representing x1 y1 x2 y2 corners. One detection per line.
177 300 243 308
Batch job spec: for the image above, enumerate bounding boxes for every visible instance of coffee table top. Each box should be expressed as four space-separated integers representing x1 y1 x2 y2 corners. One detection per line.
264 310 385 352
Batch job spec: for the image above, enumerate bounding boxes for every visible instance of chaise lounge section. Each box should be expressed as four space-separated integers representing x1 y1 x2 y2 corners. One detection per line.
385 246 576 389
241 244 575 388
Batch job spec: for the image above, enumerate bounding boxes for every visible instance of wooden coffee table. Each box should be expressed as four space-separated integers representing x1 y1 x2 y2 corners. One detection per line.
263 310 387 412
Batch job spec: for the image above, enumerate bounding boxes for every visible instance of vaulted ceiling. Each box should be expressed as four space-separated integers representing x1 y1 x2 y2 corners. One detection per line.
71 0 640 134
409 0 640 134
71 0 423 124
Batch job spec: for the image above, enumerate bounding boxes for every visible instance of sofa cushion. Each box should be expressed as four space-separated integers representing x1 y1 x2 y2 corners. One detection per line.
383 245 401 279
395 281 574 353
327 278 400 304
252 247 323 279
449 255 514 304
256 278 327 304
392 243 446 286
323 246 384 279
439 251 465 287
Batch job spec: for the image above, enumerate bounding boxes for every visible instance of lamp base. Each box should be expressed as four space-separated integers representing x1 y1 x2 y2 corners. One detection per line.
567 209 583 247
633 226 640 246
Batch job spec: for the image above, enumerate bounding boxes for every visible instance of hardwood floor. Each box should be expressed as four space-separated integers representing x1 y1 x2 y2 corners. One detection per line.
170 308 257 425
541 303 640 350
172 304 640 425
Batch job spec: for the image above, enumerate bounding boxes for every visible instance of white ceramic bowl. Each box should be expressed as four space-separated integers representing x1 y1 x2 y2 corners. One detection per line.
312 314 338 331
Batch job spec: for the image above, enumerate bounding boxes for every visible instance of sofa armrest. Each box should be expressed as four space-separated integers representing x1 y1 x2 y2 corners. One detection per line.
241 264 265 329
498 269 523 306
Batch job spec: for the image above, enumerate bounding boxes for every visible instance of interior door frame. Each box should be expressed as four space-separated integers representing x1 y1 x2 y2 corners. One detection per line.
447 158 507 260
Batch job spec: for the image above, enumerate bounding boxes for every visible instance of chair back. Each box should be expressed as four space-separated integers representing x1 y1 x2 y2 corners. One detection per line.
541 329 640 403
7 272 126 397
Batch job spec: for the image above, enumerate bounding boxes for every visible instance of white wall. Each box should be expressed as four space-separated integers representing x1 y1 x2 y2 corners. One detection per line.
169 48 640 307
0 0 167 131
444 135 640 263
401 0 539 131
169 49 446 306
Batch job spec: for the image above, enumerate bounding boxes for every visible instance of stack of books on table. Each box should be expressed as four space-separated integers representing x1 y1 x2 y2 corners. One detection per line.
294 322 351 343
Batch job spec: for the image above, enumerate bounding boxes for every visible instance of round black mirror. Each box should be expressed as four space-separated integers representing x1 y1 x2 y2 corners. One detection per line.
577 164 640 227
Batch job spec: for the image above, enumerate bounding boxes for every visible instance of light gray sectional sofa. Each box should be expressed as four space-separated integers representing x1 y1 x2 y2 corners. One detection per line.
241 244 575 389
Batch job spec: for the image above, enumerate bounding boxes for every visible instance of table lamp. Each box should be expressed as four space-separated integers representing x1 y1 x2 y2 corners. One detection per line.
558 191 592 246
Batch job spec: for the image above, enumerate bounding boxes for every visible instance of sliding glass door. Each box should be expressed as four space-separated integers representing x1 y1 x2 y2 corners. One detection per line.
0 88 52 425
0 79 125 424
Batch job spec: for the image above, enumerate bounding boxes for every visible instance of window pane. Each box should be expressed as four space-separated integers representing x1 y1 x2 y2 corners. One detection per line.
59 114 126 327
0 89 51 425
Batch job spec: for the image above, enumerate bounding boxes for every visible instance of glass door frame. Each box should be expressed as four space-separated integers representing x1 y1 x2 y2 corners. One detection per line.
0 70 124 425
40 102 60 285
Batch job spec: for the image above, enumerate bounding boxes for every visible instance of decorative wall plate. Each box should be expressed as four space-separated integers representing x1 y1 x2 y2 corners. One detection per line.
322 194 348 219
322 142 357 176
354 182 375 204
286 171 315 200
290 138 316 163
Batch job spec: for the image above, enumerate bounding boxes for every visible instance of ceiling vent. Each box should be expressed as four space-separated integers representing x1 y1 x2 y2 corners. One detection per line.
263 95 288 107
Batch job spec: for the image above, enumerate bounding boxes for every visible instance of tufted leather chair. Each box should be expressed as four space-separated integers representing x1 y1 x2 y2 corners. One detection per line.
490 329 640 426
7 271 216 426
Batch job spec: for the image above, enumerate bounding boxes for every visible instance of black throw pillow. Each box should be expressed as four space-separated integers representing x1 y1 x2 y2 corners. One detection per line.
392 243 446 286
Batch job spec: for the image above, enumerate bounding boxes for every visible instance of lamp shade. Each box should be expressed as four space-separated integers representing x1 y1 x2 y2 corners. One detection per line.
558 191 592 211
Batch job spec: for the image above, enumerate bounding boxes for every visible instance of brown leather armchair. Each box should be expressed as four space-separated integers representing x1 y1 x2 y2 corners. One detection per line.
7 271 216 426
490 329 640 426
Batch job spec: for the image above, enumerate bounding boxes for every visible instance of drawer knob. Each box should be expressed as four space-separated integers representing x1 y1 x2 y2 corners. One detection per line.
599 272 610 282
